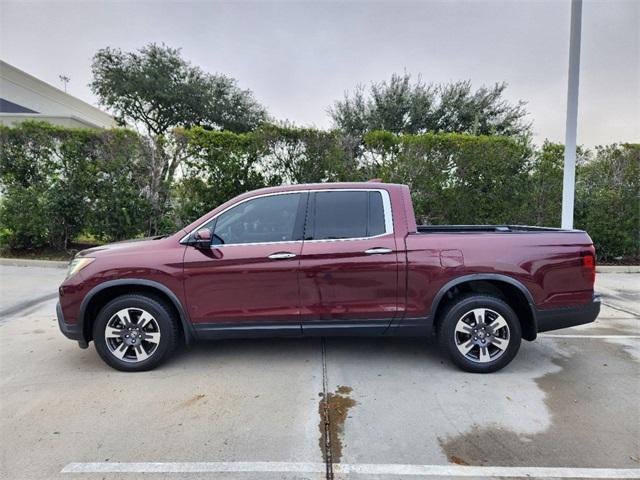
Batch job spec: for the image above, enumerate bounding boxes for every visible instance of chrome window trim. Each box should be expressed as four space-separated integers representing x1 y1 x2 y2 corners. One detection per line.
180 188 394 247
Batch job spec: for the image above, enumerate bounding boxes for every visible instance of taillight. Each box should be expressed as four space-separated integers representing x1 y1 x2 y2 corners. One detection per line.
581 251 596 285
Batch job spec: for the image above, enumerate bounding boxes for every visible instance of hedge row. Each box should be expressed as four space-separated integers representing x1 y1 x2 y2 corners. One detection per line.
0 122 155 249
0 122 638 259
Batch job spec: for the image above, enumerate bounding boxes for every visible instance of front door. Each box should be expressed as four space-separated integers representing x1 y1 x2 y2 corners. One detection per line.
298 189 399 334
183 192 307 336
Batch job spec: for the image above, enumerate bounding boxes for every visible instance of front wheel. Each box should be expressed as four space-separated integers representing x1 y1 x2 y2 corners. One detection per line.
93 294 179 372
438 294 521 373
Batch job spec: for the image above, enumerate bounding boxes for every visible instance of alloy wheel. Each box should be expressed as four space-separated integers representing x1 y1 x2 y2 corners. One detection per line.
454 308 510 363
104 308 161 363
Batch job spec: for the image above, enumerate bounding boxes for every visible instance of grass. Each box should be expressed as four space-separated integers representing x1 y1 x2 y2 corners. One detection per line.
599 257 639 266
0 248 74 261
0 241 101 261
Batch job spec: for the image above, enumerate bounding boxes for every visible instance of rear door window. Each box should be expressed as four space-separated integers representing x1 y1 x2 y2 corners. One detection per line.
309 190 388 240
368 191 386 236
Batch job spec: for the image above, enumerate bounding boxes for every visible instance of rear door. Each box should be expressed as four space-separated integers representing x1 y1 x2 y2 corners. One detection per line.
298 189 399 334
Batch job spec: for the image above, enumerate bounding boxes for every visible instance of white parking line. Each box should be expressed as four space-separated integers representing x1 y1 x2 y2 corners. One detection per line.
61 462 640 478
540 334 640 339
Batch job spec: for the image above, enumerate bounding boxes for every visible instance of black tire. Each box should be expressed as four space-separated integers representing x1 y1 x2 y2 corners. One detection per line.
93 294 179 372
438 293 522 373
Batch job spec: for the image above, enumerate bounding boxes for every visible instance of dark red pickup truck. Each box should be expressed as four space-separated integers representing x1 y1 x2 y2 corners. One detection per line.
57 182 600 373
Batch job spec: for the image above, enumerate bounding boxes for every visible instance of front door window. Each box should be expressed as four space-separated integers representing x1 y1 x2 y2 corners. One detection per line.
211 193 303 245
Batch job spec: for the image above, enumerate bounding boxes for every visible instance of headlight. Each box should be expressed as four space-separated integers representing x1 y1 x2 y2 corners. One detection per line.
66 257 95 278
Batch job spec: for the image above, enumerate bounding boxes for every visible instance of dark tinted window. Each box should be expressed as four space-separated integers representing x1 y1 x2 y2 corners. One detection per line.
213 193 302 244
0 98 38 114
368 191 386 236
311 191 387 240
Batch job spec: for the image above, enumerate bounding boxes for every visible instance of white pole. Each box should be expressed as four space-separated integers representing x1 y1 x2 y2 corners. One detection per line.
561 0 583 229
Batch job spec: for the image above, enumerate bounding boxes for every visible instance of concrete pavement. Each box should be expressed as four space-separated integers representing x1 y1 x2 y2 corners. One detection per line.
0 267 638 479
0 265 66 318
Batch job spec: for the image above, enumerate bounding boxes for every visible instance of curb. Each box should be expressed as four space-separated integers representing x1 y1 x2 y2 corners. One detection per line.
596 265 640 273
0 258 68 268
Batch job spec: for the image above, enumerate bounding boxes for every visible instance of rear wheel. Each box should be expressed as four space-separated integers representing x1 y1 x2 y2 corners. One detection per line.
438 294 521 373
93 294 178 372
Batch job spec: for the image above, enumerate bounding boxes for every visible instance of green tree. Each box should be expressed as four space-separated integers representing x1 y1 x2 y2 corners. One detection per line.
90 43 267 135
90 43 268 233
330 73 530 138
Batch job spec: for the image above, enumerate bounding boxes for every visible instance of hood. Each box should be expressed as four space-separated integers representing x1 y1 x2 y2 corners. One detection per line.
77 235 171 258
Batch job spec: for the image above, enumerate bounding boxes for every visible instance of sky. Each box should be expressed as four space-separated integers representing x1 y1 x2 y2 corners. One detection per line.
1 0 638 147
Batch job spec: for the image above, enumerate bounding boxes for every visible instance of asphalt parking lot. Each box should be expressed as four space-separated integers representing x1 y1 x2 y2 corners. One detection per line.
0 264 638 480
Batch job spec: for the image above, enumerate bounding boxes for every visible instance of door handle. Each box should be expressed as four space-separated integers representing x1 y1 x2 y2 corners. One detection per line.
268 252 297 260
364 247 392 255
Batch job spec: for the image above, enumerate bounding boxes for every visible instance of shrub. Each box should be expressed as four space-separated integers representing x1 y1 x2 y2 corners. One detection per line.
0 122 154 249
0 122 637 260
171 127 274 226
363 131 533 225
576 144 639 259
0 185 49 249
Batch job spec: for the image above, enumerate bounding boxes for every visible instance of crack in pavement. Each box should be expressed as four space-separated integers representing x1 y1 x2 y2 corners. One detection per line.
0 292 57 321
602 301 640 318
318 338 357 480
319 337 334 480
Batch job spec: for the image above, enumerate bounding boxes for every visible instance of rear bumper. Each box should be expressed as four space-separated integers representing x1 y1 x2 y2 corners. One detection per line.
536 294 601 333
56 301 88 348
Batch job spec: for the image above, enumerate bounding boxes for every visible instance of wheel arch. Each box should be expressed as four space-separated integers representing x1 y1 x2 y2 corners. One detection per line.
78 279 194 345
431 274 538 341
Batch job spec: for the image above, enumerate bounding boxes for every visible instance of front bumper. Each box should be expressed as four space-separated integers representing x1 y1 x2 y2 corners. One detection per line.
56 302 88 348
536 294 601 333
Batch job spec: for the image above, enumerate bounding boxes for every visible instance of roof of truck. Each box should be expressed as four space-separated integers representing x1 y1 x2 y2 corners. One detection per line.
243 181 405 194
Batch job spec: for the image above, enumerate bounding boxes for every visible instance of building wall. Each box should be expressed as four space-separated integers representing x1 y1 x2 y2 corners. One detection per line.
0 114 110 129
0 60 117 129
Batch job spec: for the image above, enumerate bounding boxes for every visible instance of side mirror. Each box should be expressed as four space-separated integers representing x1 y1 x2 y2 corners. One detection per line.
192 228 212 249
